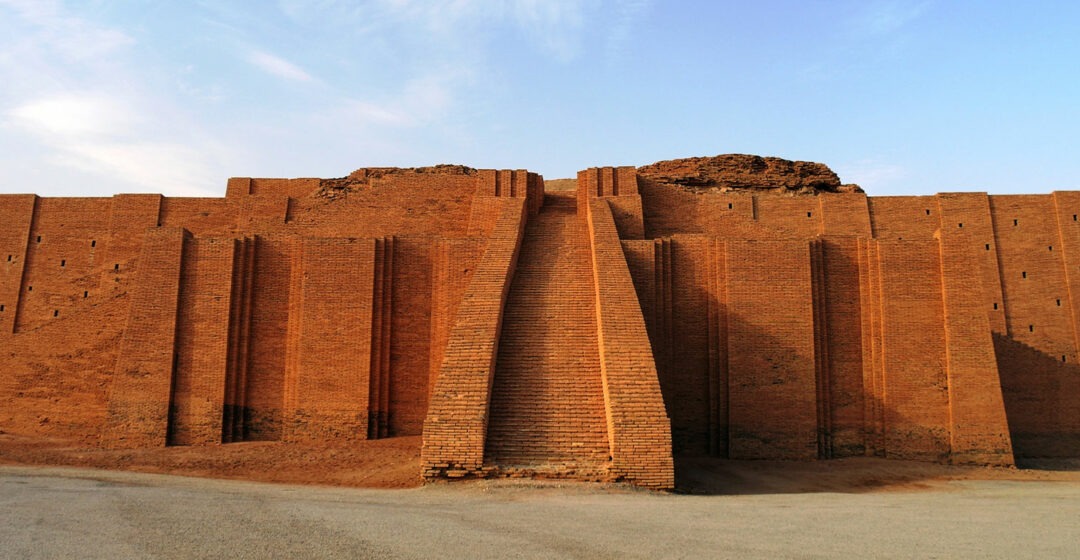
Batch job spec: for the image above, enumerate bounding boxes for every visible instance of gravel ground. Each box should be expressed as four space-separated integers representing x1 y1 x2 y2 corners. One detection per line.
2 465 1079 559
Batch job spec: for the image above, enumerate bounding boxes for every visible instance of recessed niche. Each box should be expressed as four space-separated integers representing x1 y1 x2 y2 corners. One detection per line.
1023 271 1028 278
53 310 59 317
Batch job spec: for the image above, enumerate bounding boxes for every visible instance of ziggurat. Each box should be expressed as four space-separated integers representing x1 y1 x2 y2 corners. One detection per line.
2 155 1078 490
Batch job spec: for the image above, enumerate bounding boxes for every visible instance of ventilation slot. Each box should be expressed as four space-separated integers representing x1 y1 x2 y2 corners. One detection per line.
1057 299 1062 306
27 286 32 292
985 244 991 251
1049 246 1054 251
1013 219 1019 226
53 310 59 317
113 264 120 271
91 240 96 248
925 209 931 215
36 236 41 243
993 302 999 310
1022 271 1028 279
60 259 66 267
1029 325 1034 332
0 304 5 312
1063 356 1068 363
6 255 11 262
958 223 964 228
807 211 812 218
728 203 733 209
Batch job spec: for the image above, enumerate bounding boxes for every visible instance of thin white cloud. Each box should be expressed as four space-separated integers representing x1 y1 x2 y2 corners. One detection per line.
5 93 222 196
833 159 907 190
245 49 316 83
850 0 931 37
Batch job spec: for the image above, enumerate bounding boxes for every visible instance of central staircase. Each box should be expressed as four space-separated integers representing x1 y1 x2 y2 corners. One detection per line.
483 192 612 477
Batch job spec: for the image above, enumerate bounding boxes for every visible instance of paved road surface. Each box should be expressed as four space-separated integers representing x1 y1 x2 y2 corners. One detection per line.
2 465 1078 559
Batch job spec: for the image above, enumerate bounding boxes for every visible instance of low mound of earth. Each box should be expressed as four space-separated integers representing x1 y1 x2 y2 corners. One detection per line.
0 433 423 488
638 154 863 194
3 433 1078 492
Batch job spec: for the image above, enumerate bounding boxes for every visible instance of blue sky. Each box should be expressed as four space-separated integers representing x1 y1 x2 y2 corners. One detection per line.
0 1 1077 197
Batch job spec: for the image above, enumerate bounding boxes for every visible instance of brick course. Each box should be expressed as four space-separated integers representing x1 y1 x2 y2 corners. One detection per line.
2 160 1079 488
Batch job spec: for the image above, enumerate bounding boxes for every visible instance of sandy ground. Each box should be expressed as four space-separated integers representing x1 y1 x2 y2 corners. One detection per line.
4 431 1080 493
0 433 424 489
3 464 1080 559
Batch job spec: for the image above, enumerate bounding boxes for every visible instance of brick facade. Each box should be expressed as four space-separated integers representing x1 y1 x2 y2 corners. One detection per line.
3 161 1080 489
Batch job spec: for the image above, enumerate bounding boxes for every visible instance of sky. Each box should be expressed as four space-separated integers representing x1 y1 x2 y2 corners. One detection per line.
0 0 1078 198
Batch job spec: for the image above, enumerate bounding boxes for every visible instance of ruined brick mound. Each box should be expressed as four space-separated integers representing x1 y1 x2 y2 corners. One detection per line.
637 154 864 194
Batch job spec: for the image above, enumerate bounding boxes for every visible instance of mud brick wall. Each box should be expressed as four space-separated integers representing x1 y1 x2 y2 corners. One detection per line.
169 235 236 446
282 237 375 443
725 239 818 460
586 198 674 489
422 197 526 479
937 218 1014 465
15 197 111 332
428 238 484 397
869 240 952 461
101 227 185 449
813 237 867 458
0 195 36 334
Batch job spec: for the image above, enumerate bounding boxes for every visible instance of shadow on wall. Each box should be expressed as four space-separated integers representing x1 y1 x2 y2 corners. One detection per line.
994 333 1080 459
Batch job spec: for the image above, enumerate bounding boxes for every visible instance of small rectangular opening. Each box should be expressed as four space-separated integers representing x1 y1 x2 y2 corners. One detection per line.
60 259 66 267
91 240 96 248
1014 219 1019 226
35 235 41 243
1023 271 1028 278
728 203 733 209
1063 356 1068 363
0 304 5 312
1049 246 1054 251
53 310 59 317
1074 214 1078 221
1057 299 1062 306
985 243 991 250
6 255 10 262
958 223 964 228
27 285 32 292
83 291 89 298
807 211 812 218
993 302 999 310
113 264 120 271
925 209 930 215
1029 324 1034 332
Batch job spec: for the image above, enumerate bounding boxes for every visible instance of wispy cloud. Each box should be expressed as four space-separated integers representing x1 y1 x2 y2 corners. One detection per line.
4 93 222 196
833 159 908 191
0 2 234 196
245 49 316 83
849 0 931 38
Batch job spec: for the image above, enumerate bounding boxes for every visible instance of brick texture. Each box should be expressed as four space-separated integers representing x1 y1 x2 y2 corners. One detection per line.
6 161 1080 488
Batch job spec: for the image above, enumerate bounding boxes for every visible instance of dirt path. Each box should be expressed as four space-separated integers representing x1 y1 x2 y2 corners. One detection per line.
3 464 1080 559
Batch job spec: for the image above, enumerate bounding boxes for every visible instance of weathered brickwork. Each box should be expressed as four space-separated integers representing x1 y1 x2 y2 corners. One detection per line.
4 158 1080 490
